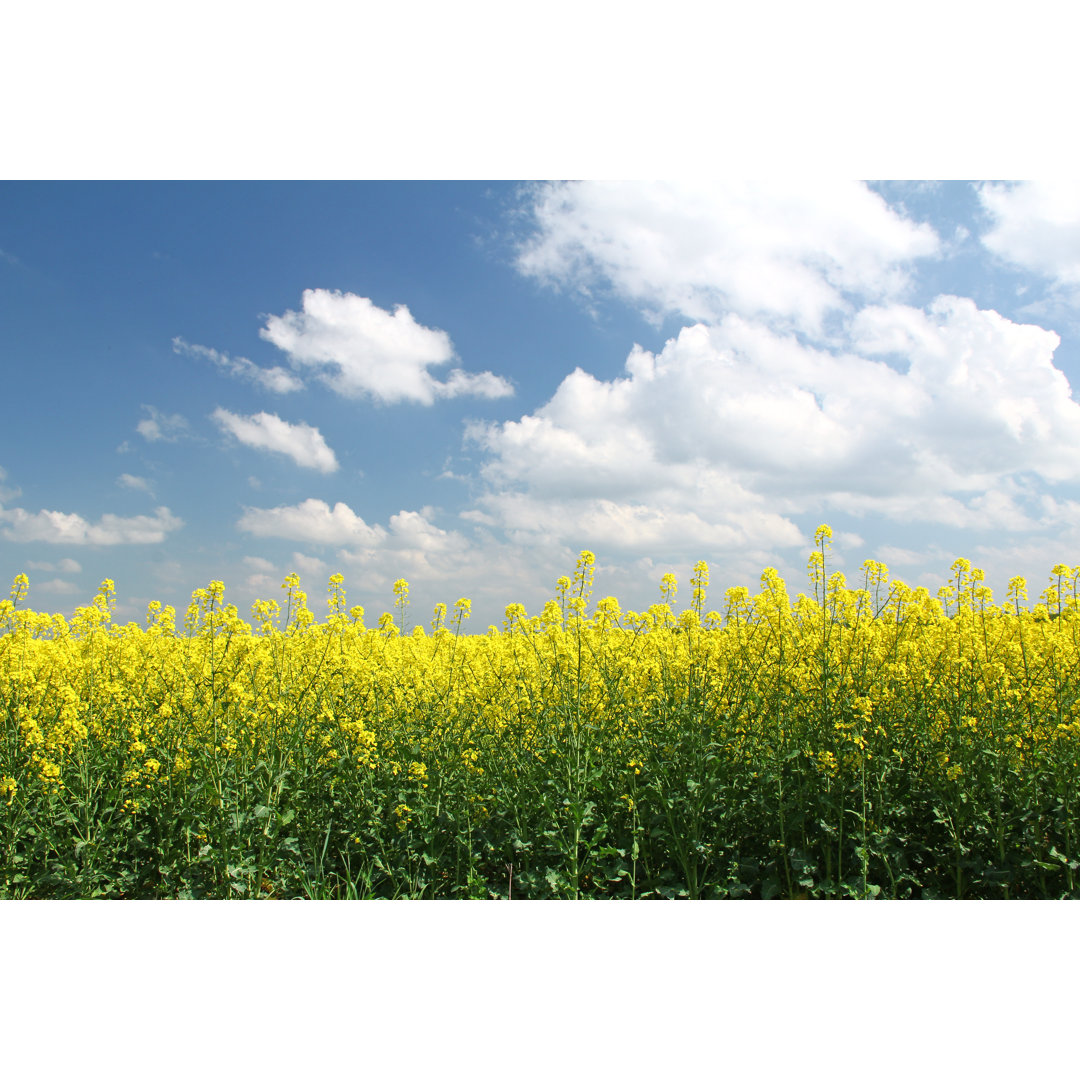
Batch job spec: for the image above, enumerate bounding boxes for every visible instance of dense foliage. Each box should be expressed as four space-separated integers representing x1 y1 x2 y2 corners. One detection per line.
3 527 1079 898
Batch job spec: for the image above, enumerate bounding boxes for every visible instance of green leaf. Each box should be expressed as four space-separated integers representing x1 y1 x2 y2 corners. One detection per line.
595 846 625 859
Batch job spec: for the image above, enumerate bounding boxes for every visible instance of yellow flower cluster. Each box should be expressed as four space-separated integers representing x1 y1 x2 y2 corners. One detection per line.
1 530 1079 818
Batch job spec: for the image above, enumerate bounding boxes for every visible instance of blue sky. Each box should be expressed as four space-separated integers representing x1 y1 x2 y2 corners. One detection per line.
4 180 1080 628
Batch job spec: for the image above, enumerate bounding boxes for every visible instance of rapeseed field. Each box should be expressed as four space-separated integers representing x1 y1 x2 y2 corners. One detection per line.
2 526 1079 899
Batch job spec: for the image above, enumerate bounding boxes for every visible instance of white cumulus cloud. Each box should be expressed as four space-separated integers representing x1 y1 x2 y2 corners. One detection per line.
235 501 469 576
237 499 387 545
466 297 1080 554
517 180 940 335
260 289 513 405
848 296 1079 483
172 336 304 393
212 408 339 473
978 181 1080 286
0 505 183 545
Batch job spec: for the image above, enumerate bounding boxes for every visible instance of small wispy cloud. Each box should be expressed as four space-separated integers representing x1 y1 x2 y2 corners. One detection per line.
117 473 154 495
26 558 82 573
173 336 304 394
212 408 339 473
35 578 82 595
137 405 190 443
0 465 21 504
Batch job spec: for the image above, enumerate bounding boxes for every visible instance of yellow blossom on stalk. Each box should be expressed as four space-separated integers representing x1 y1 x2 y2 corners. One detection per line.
852 696 873 720
251 597 280 634
20 717 45 750
393 579 409 634
816 750 839 777
323 574 348 631
660 572 678 606
504 602 528 633
32 755 62 785
1008 576 1028 606
393 803 412 830
691 560 709 616
572 551 596 612
452 597 472 636
94 579 116 617
951 557 971 581
10 572 29 606
725 585 751 622
594 596 622 630
556 575 570 601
